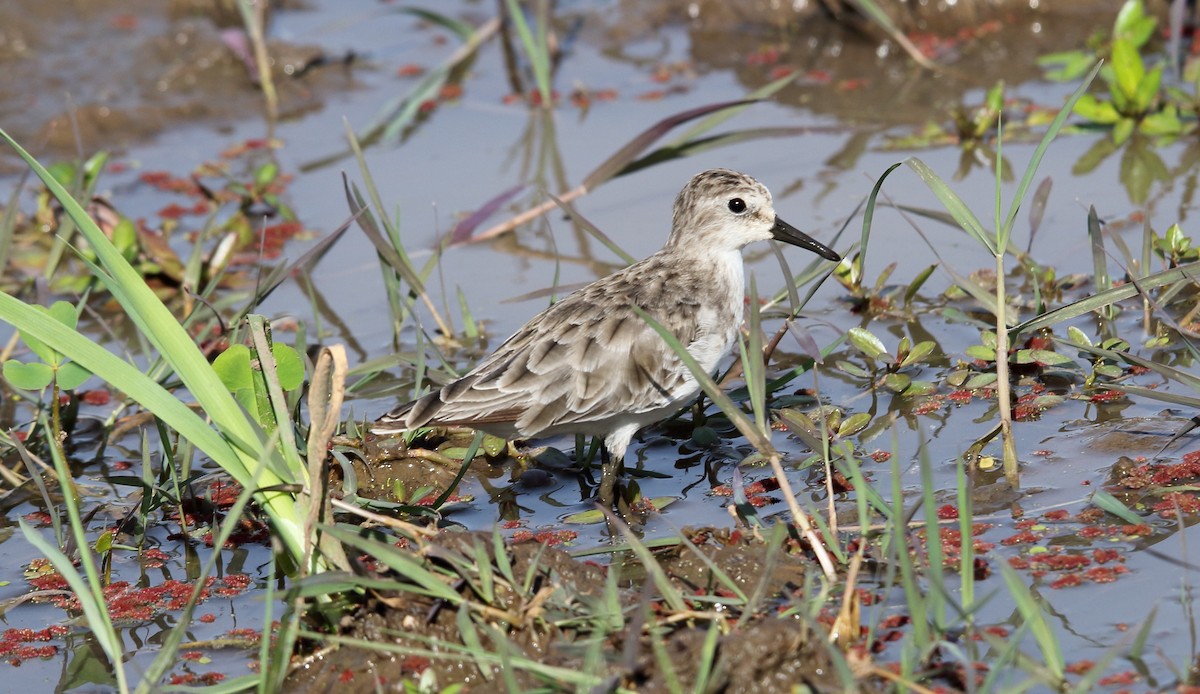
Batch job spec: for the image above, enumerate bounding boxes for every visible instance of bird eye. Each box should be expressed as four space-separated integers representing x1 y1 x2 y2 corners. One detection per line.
727 198 746 214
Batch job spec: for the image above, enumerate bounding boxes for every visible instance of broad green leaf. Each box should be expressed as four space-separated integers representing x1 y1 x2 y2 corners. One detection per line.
1141 104 1182 136
1013 349 1076 366
2 360 52 390
1066 326 1092 346
899 340 936 368
883 373 911 393
1111 38 1144 101
112 217 137 261
1113 117 1135 145
56 361 92 390
1133 63 1163 112
904 380 937 396
1072 94 1120 124
964 373 998 389
563 508 606 525
254 161 279 188
837 412 871 438
272 344 304 391
1114 0 1156 46
835 360 871 379
47 301 78 330
93 529 114 554
847 327 888 360
965 345 996 362
213 345 256 414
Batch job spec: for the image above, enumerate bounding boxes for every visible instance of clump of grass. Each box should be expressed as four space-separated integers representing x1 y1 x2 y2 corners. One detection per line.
0 129 338 573
903 62 1101 487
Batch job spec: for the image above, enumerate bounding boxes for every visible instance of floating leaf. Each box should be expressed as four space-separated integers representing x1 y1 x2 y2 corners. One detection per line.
1014 349 1076 366
847 327 888 360
899 340 936 368
965 345 996 362
563 508 605 525
835 360 871 379
964 373 998 389
884 373 911 393
904 381 938 396
837 412 872 438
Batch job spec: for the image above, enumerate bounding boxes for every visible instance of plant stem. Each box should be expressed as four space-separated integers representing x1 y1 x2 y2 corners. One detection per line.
994 254 1019 487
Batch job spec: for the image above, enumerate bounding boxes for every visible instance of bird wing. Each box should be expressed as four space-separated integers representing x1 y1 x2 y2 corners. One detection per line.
379 262 708 436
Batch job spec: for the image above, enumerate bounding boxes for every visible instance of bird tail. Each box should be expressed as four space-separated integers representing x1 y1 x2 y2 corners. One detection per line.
370 390 445 435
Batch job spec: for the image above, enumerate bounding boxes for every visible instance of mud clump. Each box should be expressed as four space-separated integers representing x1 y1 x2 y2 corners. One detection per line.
285 527 871 692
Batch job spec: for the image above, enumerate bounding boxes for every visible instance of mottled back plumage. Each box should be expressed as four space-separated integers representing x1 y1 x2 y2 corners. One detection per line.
372 169 840 462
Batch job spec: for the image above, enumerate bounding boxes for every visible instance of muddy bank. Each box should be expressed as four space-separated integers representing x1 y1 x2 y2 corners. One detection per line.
285 528 869 693
0 0 343 161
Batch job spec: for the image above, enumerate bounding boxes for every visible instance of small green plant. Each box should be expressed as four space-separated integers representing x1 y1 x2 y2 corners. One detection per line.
1043 0 1186 143
839 326 937 397
213 330 304 431
3 300 93 394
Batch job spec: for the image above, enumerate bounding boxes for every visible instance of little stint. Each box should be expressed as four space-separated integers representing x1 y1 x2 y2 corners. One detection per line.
372 168 841 505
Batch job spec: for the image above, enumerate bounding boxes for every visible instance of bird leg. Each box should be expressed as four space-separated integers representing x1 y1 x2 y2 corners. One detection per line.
596 445 623 509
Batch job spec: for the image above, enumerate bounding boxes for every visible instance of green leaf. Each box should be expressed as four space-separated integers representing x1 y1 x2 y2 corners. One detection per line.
1073 94 1121 124
46 301 79 330
906 158 995 255
1140 104 1182 136
1066 326 1092 346
964 373 998 389
111 218 138 262
3 360 53 390
883 373 911 393
1132 63 1162 113
904 380 937 396
837 412 871 438
94 529 114 554
213 345 256 414
847 327 888 360
965 345 996 362
1111 38 1145 101
1013 349 1076 366
1091 488 1144 525
899 340 936 368
254 161 279 188
272 344 304 391
563 508 606 525
1114 0 1156 46
55 361 93 390
1113 117 1135 145
835 360 871 379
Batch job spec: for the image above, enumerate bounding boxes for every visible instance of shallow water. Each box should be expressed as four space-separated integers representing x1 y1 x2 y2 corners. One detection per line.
2 0 1200 689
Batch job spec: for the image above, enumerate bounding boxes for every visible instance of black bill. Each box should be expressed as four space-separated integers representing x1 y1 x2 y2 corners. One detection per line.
771 216 841 262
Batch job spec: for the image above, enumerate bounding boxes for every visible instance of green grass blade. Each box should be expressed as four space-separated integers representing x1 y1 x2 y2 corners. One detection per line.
906 157 996 256
21 520 126 690
1000 61 1103 242
1010 260 1200 337
999 561 1064 681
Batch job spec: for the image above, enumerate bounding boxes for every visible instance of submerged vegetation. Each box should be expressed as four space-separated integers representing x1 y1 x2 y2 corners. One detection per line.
4 0 1200 691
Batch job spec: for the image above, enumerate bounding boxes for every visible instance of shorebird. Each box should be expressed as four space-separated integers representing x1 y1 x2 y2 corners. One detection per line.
372 168 841 504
